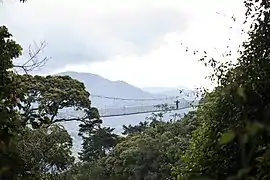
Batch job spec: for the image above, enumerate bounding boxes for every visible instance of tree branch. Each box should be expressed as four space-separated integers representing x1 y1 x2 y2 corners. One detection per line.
13 41 50 74
52 117 88 124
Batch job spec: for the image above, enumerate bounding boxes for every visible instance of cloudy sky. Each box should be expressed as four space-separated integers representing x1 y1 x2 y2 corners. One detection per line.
1 0 247 89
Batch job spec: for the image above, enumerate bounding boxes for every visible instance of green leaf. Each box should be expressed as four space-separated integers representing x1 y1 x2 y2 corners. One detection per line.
220 130 235 144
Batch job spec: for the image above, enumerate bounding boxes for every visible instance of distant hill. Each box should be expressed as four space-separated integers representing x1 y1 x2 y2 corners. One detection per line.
56 71 154 98
56 71 160 108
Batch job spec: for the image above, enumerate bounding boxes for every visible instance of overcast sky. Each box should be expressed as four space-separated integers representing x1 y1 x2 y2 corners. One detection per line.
1 0 247 89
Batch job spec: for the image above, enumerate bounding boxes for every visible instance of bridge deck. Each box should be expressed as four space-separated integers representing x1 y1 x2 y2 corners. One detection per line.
98 102 192 117
57 102 196 119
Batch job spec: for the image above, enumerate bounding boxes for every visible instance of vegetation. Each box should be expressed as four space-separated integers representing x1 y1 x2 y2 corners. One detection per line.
1 0 270 179
0 24 99 179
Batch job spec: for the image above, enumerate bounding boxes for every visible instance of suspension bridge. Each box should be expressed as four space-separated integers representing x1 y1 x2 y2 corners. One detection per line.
98 103 193 117
90 94 197 118
58 94 198 119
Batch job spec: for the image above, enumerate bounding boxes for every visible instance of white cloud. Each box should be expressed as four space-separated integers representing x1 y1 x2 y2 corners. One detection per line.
1 0 247 89
66 38 212 89
1 0 188 65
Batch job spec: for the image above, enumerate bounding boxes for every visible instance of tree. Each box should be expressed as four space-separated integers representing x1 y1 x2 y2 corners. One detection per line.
76 112 198 180
0 25 25 180
122 121 149 135
78 119 119 162
172 0 270 179
16 74 98 127
16 124 74 179
0 25 101 179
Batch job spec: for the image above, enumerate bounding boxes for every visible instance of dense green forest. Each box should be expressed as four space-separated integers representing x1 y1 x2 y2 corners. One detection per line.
1 0 270 179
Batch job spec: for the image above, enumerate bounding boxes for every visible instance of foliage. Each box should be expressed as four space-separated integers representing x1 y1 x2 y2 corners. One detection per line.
172 0 270 179
73 111 198 180
78 123 119 162
16 124 74 179
122 121 149 135
0 25 25 180
0 25 100 179
17 74 96 127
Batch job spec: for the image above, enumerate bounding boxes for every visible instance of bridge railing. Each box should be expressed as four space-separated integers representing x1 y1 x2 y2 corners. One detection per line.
57 101 195 119
98 102 192 117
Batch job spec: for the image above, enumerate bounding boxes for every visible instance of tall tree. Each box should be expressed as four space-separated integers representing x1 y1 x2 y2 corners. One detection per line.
78 119 119 162
0 25 25 180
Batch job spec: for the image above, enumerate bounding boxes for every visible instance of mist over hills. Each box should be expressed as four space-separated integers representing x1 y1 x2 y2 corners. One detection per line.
55 71 196 155
143 86 197 102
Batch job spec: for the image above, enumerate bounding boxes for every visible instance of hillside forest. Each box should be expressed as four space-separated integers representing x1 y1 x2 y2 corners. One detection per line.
1 0 270 179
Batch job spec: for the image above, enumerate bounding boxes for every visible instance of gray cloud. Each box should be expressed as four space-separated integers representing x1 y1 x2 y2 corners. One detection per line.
99 8 188 54
1 3 189 72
